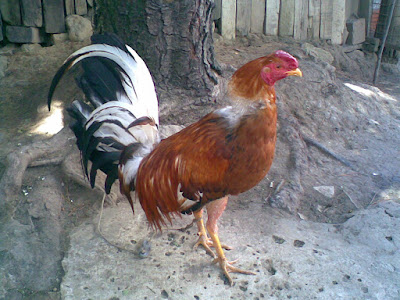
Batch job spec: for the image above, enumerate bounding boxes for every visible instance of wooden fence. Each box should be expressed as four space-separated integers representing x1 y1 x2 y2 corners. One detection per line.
215 0 360 44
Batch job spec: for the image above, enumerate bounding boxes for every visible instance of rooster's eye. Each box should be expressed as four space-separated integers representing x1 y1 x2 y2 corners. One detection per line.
276 65 282 69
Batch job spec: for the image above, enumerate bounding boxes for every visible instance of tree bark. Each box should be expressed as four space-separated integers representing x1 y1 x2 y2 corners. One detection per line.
95 0 220 99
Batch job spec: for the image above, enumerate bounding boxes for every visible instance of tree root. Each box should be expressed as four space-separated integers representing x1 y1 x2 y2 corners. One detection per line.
0 127 120 221
268 98 309 214
303 136 356 170
0 128 74 219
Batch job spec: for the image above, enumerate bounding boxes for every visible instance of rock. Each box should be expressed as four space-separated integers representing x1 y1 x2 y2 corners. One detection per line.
346 17 366 45
66 15 93 42
51 33 69 44
20 43 42 53
5 26 44 44
301 43 334 65
0 56 8 79
87 0 94 7
0 43 17 56
313 185 335 198
381 62 400 75
363 37 380 53
20 0 43 27
74 0 87 15
43 0 66 33
0 0 21 25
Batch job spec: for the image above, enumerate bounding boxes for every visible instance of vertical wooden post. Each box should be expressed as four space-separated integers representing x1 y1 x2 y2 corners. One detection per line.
294 0 309 40
265 0 280 36
236 0 252 36
308 0 321 39
320 0 333 40
331 0 346 44
251 0 266 33
221 0 236 39
279 0 295 36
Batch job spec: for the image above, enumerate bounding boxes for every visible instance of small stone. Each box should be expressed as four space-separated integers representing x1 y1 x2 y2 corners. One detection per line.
161 289 169 299
0 44 17 56
51 33 69 44
293 240 305 248
301 43 334 65
20 43 42 53
313 186 335 198
0 56 8 79
66 15 93 42
272 235 286 244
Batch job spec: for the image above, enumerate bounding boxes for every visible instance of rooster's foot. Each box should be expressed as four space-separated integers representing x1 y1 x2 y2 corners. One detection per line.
194 234 233 258
212 257 256 286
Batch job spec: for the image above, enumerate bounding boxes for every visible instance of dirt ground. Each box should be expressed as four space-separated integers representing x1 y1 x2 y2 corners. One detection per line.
0 33 399 299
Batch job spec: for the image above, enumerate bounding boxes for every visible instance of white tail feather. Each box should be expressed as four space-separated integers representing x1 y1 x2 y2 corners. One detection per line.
66 44 159 125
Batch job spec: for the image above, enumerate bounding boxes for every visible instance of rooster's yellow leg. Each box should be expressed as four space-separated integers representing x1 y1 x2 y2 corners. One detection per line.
206 196 255 286
193 209 216 258
193 208 233 258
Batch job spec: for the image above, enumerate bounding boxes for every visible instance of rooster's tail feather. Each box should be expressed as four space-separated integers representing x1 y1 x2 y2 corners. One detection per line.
48 33 160 195
48 33 159 125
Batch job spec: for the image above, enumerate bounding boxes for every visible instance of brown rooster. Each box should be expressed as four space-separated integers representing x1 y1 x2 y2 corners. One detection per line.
48 33 302 285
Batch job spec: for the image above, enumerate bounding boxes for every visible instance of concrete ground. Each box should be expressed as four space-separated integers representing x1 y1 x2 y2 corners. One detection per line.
61 198 400 300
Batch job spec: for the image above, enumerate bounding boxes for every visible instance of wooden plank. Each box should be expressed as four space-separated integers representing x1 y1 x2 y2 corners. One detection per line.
75 0 87 15
265 0 280 36
213 0 222 20
279 0 295 36
0 0 21 25
65 0 75 15
251 0 265 33
221 0 236 39
320 0 333 40
294 0 308 40
236 0 251 36
21 0 43 27
43 0 66 33
308 0 321 39
331 0 345 44
0 14 3 42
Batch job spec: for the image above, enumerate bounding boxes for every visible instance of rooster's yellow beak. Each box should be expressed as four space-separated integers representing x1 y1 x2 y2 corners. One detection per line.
286 68 302 77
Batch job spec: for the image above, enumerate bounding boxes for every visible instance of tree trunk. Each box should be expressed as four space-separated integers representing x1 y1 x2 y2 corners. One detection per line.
95 0 220 100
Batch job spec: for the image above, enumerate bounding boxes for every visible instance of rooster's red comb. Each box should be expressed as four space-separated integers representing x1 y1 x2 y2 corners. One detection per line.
274 50 298 68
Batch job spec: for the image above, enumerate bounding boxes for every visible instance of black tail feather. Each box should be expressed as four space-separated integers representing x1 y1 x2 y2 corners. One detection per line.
91 33 129 52
89 151 120 190
79 57 125 105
